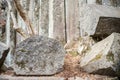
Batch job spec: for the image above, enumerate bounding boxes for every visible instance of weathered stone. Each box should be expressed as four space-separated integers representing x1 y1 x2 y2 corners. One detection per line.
0 76 65 80
13 36 66 75
68 76 118 80
68 77 84 80
80 33 120 76
0 42 9 70
66 0 80 43
86 0 120 6
116 0 120 7
102 0 120 7
80 4 120 37
102 0 113 6
93 17 120 40
95 76 119 80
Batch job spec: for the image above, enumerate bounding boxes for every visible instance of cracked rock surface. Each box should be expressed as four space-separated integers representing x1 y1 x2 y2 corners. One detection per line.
13 36 66 75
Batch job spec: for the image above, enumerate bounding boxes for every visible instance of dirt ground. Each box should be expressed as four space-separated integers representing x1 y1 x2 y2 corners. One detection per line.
55 53 116 80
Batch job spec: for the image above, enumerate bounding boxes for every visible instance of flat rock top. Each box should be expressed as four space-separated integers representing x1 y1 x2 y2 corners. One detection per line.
0 76 64 80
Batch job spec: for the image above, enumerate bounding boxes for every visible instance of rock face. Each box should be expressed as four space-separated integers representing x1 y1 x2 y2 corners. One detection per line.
85 0 120 7
0 76 65 80
0 42 9 70
80 4 120 37
13 36 66 75
102 0 120 7
80 33 120 76
93 17 120 40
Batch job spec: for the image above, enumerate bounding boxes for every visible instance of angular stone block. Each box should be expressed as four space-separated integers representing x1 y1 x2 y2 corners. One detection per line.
93 17 120 39
80 4 120 37
102 0 120 7
0 76 65 80
80 33 120 76
13 36 66 75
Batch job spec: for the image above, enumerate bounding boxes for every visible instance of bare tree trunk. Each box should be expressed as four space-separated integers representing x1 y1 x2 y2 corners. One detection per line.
49 0 53 38
5 7 11 66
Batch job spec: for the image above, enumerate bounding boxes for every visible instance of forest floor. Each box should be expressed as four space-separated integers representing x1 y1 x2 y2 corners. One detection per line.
55 53 116 80
0 53 118 80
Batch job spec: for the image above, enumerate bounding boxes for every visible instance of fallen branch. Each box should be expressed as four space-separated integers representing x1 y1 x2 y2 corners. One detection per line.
14 0 35 35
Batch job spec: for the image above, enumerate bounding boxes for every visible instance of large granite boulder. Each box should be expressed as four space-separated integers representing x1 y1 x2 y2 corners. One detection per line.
0 42 9 70
13 36 66 75
80 4 120 37
80 33 120 76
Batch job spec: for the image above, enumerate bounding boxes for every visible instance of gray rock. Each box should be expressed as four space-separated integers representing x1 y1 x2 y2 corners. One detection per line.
93 17 120 40
102 0 120 7
68 77 84 80
80 33 120 76
13 36 66 75
0 42 9 70
68 76 118 80
80 4 120 37
85 0 120 7
0 76 65 80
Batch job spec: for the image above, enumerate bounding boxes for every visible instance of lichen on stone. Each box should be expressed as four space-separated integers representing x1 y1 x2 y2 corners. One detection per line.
16 61 26 69
106 51 114 62
89 53 102 63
